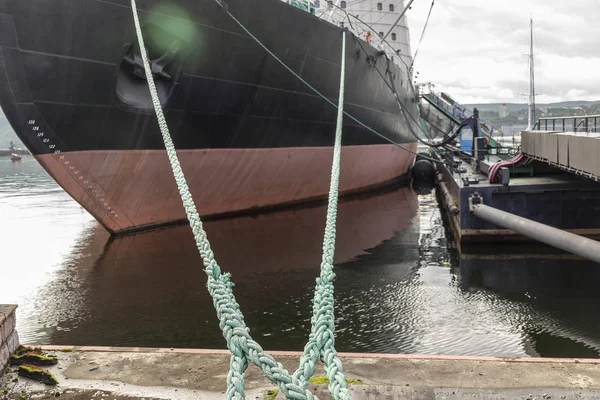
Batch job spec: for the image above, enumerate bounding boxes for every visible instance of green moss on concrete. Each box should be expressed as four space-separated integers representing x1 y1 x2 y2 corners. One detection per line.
262 377 365 400
14 346 42 356
11 345 58 366
10 353 58 366
17 365 58 386
309 376 329 385
309 376 364 385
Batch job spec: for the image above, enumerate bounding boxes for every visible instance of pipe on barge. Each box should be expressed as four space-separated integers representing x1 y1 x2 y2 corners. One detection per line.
436 172 459 216
432 161 459 216
469 192 600 264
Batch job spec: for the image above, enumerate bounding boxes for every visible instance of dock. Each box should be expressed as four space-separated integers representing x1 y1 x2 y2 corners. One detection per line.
5 345 600 399
5 306 600 399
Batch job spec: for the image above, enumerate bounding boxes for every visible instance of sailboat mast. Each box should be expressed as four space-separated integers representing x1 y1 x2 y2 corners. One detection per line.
528 18 536 130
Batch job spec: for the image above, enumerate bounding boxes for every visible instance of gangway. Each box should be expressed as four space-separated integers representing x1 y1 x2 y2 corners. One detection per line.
417 85 501 147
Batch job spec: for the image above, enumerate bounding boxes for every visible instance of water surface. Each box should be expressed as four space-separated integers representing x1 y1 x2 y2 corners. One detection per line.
2 156 600 357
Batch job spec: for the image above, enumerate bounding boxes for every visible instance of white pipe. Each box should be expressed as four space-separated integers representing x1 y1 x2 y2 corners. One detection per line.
470 197 600 264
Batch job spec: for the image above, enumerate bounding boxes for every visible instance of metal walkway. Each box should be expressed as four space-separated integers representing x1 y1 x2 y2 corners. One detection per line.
418 86 500 145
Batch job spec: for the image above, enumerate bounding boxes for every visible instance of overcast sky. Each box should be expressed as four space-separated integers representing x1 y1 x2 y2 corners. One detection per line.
405 0 600 104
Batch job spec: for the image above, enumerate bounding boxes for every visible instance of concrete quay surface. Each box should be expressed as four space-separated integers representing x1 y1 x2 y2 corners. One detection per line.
3 347 600 399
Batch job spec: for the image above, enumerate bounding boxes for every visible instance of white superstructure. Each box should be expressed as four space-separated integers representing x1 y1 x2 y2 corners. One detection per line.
340 0 412 61
285 0 413 71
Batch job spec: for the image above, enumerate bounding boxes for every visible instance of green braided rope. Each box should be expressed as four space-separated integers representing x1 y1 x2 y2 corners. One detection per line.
130 1 351 398
292 30 350 399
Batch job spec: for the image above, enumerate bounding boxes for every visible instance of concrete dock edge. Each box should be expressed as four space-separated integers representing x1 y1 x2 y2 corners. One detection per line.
3 346 600 400
3 304 600 399
0 305 19 375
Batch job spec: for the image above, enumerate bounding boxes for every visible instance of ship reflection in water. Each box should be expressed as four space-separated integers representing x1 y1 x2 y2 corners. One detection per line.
41 185 423 352
4 157 600 357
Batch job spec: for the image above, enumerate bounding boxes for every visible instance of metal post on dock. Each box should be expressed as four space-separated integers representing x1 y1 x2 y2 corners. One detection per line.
469 193 600 264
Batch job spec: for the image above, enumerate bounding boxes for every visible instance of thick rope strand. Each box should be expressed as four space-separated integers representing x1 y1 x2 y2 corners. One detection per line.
293 31 350 400
130 2 317 399
129 1 352 399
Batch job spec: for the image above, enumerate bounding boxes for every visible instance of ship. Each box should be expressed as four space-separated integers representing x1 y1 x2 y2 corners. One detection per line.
0 0 419 234
0 139 30 157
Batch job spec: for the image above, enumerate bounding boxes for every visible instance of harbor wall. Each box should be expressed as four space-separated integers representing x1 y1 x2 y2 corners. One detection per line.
0 305 19 374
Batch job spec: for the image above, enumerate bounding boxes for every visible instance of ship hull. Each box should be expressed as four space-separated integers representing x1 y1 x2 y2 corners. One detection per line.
36 144 415 233
0 0 418 233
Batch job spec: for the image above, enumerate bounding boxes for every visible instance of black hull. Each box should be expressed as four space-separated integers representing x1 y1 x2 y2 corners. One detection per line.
0 0 417 156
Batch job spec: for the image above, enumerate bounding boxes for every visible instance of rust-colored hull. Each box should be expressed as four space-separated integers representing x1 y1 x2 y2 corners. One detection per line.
37 144 416 233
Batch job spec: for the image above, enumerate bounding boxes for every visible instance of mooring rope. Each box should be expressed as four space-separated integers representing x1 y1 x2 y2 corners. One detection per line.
130 1 351 398
211 0 447 163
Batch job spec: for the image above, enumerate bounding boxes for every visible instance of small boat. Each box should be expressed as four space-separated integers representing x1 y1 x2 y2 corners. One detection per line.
10 153 22 162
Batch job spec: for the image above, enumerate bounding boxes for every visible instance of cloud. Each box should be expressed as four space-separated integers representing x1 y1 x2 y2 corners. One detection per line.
406 0 600 103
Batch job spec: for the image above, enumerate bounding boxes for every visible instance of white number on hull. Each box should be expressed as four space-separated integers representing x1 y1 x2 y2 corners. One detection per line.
25 115 117 220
